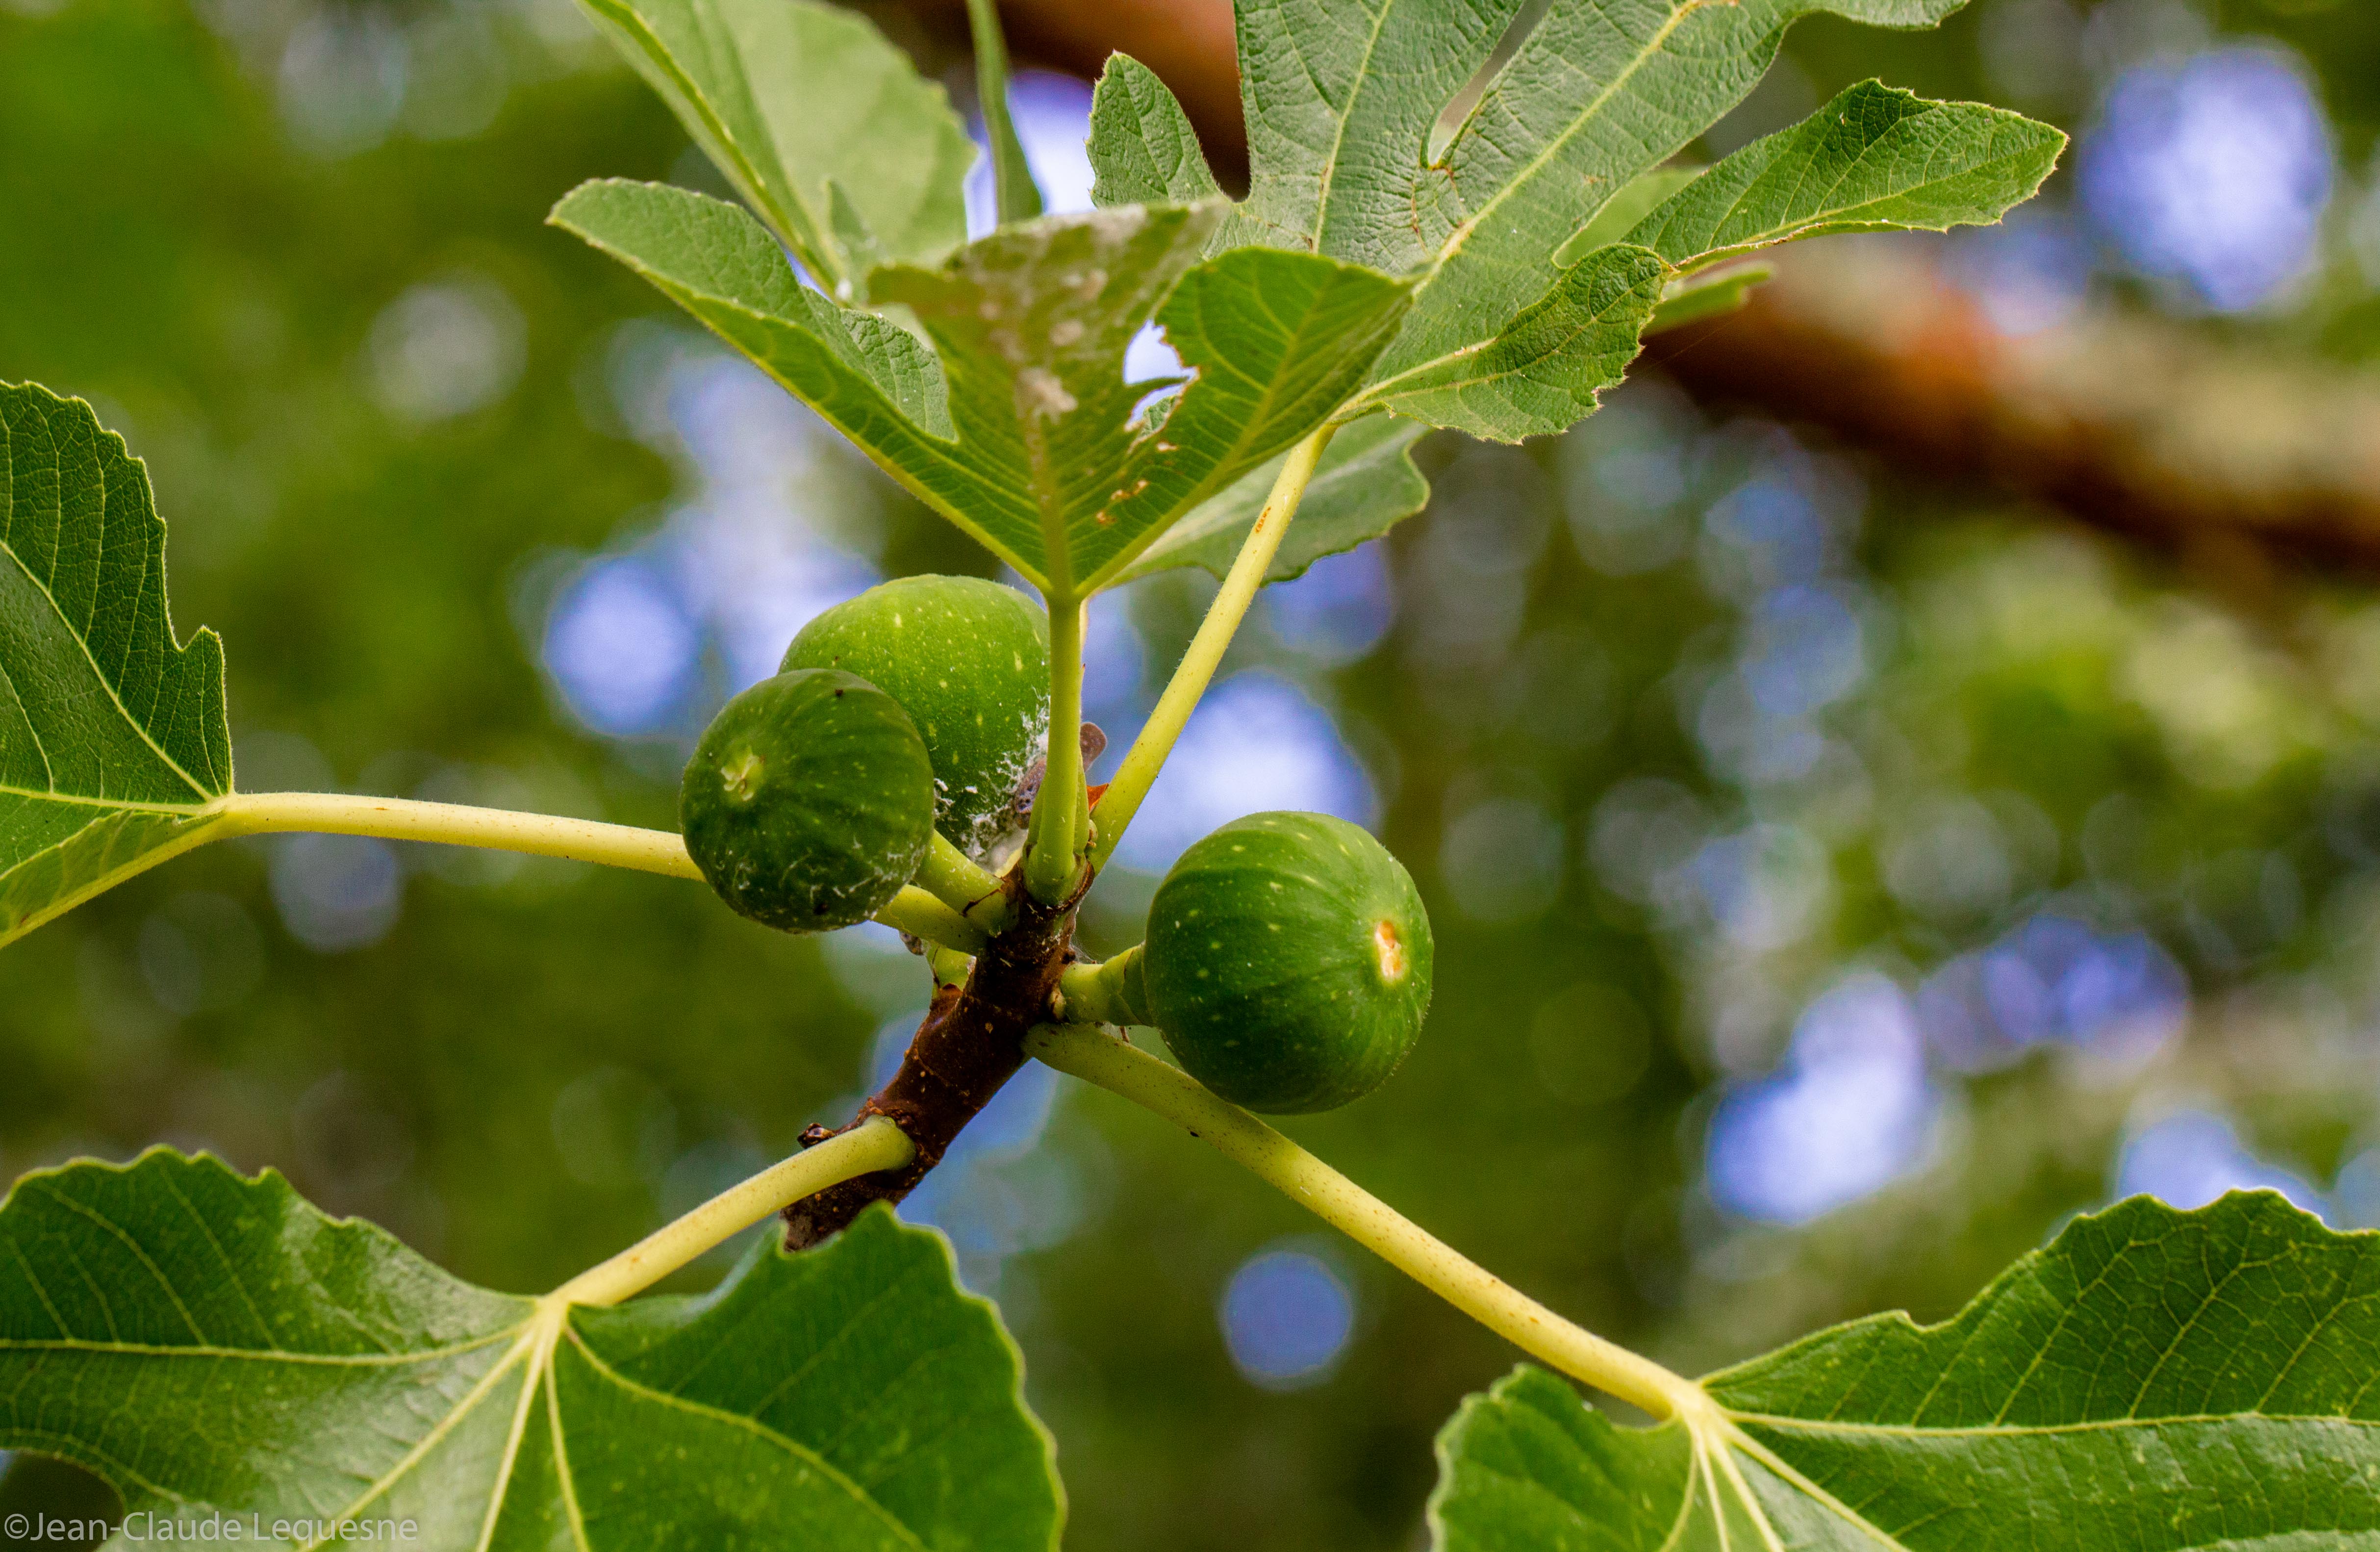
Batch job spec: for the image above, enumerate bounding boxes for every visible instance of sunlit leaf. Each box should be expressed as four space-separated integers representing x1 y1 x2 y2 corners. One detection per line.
1356 244 1667 443
1431 1193 2380 1550
556 181 1411 595
1087 53 1224 209
1623 79 2066 274
0 1151 1062 1550
0 383 232 952
572 0 973 298
1089 0 2058 444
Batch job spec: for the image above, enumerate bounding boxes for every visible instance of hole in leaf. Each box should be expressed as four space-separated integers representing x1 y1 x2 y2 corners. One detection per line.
1125 320 1189 427
1425 0 1555 167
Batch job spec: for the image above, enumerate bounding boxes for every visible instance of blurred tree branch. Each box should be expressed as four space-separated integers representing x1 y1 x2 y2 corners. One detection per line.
889 0 2380 582
861 0 1248 175
1642 245 2380 585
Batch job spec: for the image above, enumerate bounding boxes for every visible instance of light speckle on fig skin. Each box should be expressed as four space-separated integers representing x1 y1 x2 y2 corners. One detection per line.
720 750 765 804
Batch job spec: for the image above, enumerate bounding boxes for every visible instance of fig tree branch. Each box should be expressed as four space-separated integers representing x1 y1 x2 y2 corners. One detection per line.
1642 244 2380 585
782 877 1081 1247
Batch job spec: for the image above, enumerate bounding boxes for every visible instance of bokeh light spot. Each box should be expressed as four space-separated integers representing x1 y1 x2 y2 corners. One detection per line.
1220 1247 1355 1391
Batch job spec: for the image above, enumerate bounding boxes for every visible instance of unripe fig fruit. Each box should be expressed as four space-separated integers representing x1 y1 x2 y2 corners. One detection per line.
782 576 1049 859
1144 812 1434 1115
681 669 936 933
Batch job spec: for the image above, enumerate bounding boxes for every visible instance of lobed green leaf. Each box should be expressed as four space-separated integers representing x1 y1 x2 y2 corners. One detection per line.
556 181 1412 595
0 1150 1063 1550
572 0 973 298
1087 53 1225 210
1089 1 2060 446
1430 1192 2380 1550
0 383 232 952
1355 244 1668 443
573 0 2060 578
1622 79 2067 275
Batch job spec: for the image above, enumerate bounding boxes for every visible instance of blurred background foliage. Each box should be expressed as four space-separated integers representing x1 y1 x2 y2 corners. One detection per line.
7 0 2380 1546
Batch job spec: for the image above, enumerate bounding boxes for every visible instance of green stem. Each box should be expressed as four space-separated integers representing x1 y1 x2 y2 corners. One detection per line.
223 791 703 879
1023 594 1088 904
1025 1023 1698 1420
875 886 990 956
1055 945 1148 1025
1089 425 1335 875
965 0 1043 225
222 791 985 954
916 831 1012 933
552 1117 914 1307
927 942 975 987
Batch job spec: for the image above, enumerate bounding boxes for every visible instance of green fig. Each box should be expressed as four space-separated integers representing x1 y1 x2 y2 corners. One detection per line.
1143 812 1434 1115
782 575 1049 859
681 669 936 932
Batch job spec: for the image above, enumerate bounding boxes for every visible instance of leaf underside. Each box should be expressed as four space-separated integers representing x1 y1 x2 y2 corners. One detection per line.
0 1151 1062 1551
1117 412 1432 585
0 383 231 952
562 0 2062 589
1431 1192 2380 1550
554 182 1412 595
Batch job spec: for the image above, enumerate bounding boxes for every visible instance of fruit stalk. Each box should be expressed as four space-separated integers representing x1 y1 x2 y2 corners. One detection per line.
1055 946 1150 1026
915 831 1013 932
1090 424 1336 873
1024 1023 1696 1420
875 886 991 956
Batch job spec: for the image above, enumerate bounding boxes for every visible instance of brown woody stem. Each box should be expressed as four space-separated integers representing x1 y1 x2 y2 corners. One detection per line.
782 880 1079 1247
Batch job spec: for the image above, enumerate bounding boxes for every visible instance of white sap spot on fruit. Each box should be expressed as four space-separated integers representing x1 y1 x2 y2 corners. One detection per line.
1372 919 1407 984
721 749 765 803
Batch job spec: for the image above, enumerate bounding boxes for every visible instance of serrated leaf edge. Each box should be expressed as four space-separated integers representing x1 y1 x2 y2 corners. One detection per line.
1 1151 1062 1549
